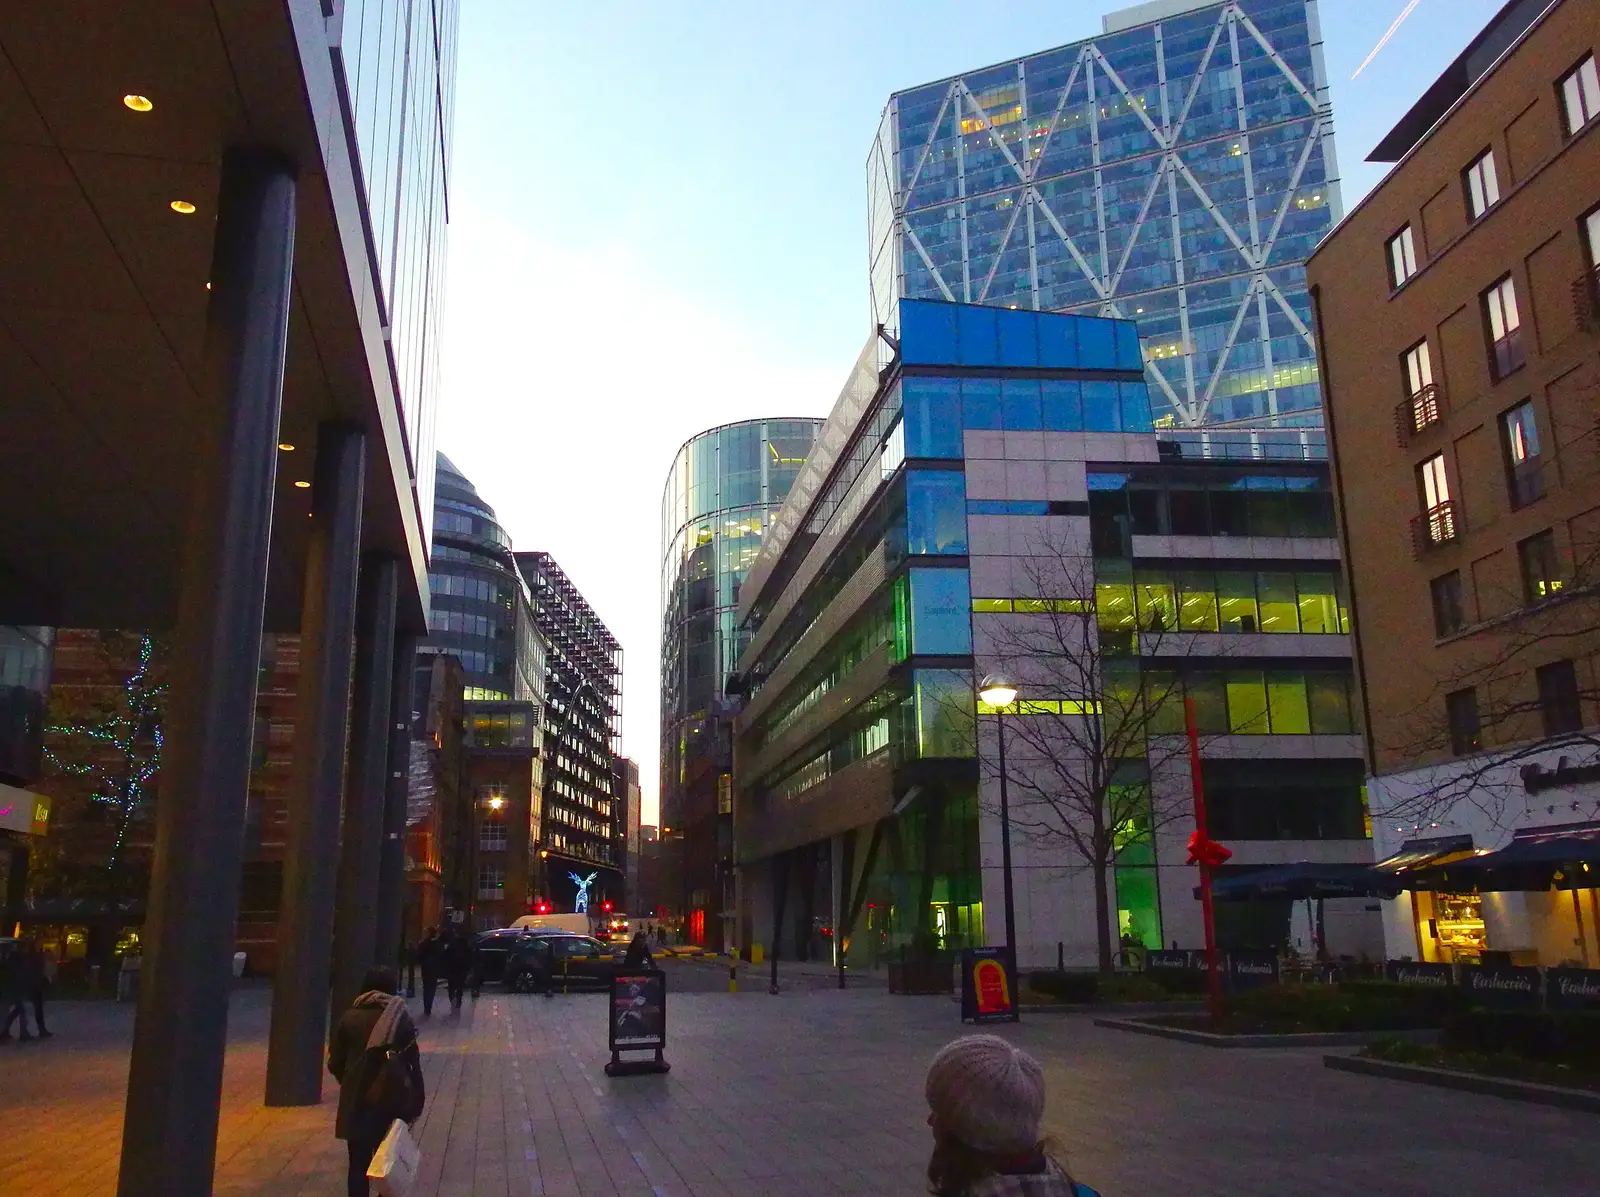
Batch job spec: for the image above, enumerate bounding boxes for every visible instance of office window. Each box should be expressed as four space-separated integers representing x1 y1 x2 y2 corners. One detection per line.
1518 529 1563 602
1400 340 1439 433
1446 689 1481 755
1537 659 1583 735
1417 452 1450 513
1561 55 1600 135
1387 225 1418 288
477 864 505 900
1483 275 1524 378
1430 572 1465 637
480 820 507 851
1463 149 1499 220
1500 400 1543 508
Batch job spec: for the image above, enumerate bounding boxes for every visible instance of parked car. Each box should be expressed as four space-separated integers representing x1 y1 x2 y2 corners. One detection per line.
471 928 531 985
505 933 620 992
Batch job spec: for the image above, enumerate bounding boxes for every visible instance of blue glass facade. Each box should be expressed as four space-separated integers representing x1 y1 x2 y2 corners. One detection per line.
870 0 1339 433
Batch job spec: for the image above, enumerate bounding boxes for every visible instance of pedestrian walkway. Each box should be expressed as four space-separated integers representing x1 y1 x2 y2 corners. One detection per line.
0 969 1593 1196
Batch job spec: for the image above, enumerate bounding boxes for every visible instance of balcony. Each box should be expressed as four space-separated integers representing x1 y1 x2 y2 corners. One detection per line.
1411 500 1460 556
1572 264 1600 331
1394 383 1445 445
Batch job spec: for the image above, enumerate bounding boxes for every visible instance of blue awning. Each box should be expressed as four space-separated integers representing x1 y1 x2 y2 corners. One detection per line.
1416 822 1600 892
1198 862 1402 902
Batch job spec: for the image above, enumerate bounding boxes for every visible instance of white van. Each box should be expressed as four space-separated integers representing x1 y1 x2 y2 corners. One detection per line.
510 912 591 936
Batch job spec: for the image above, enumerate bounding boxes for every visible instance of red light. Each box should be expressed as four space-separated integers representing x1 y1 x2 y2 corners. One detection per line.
602 901 613 912
536 902 550 914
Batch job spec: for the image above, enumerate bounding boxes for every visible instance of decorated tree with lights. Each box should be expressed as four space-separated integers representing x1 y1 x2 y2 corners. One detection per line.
31 631 166 967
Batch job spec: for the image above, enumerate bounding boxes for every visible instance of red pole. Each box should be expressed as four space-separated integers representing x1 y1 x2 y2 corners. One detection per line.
1185 697 1223 1023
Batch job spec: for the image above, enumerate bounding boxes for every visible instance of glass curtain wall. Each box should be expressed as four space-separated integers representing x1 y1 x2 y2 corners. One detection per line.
872 0 1340 433
336 0 462 536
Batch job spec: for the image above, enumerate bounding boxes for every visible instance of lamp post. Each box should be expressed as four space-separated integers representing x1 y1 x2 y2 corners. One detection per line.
977 674 1019 957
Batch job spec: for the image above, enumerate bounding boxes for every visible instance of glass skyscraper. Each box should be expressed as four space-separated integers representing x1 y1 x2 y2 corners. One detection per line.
869 0 1340 436
659 418 823 944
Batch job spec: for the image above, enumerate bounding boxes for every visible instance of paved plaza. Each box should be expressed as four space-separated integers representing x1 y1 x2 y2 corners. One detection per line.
0 959 1592 1197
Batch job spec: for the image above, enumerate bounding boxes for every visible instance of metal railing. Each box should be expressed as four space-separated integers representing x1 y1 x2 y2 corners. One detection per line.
1571 264 1600 331
1394 383 1444 445
1411 500 1459 556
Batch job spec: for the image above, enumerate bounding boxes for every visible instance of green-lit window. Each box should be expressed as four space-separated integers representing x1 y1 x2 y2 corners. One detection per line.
1096 561 1136 631
1266 672 1311 734
1257 573 1299 633
1217 572 1258 632
1188 674 1229 734
1142 671 1185 734
972 598 1012 612
1296 573 1340 634
1308 672 1354 734
1226 672 1270 734
1135 570 1177 632
1178 570 1219 631
1336 574 1352 633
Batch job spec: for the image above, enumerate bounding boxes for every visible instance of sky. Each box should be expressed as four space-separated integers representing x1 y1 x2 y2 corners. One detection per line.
435 0 1509 825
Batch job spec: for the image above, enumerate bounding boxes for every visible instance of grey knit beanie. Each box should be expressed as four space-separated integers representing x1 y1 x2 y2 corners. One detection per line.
925 1034 1046 1155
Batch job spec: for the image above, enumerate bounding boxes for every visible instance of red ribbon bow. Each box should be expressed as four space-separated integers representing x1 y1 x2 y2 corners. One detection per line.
1186 830 1233 868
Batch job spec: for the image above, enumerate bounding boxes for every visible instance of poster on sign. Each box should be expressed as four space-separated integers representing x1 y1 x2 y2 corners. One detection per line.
959 947 1018 1024
610 972 666 1050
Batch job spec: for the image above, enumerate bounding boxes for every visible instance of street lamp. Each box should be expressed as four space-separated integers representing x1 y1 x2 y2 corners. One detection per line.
977 673 1019 958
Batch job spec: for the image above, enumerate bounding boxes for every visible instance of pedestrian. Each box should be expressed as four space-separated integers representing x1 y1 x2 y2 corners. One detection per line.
655 924 666 949
924 1034 1100 1197
622 930 655 970
0 940 32 1043
415 926 443 1017
442 926 471 1013
26 940 51 1039
328 965 425 1197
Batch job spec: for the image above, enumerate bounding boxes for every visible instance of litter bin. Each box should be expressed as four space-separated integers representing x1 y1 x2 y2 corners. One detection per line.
232 951 247 979
117 954 142 1003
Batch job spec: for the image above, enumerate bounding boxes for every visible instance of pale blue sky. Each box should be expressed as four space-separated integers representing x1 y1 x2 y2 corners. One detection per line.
436 0 1506 822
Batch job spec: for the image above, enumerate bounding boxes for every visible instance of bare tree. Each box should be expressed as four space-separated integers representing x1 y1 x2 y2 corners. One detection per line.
1378 527 1600 831
958 523 1242 974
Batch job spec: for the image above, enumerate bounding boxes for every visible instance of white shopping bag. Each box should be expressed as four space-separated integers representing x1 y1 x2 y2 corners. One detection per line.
366 1119 421 1197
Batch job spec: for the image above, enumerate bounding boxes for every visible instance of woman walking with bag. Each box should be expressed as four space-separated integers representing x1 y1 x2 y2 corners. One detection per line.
329 965 425 1197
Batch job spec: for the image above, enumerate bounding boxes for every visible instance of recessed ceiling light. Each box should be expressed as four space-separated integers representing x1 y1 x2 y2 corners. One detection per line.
123 94 153 113
278 443 295 451
170 200 196 214
205 282 212 290
293 480 311 489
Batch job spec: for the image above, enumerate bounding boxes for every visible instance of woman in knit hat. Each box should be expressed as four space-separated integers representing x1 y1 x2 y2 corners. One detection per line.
924 1034 1100 1197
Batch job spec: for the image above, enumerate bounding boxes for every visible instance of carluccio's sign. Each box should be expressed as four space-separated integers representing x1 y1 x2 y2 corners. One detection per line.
0 784 50 837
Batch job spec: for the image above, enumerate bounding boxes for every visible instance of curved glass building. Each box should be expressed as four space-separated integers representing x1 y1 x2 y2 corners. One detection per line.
659 418 823 945
425 453 543 703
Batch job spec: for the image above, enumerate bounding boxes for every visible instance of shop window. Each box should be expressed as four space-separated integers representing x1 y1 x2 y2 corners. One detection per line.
1560 54 1600 136
905 470 969 555
1306 673 1353 735
1257 573 1300 633
1446 688 1481 755
1500 400 1543 508
1518 529 1563 602
1295 572 1340 634
1178 570 1220 631
1225 672 1270 734
1463 149 1499 221
1483 275 1524 379
1430 571 1465 637
1216 572 1258 633
1537 659 1583 736
1387 224 1417 289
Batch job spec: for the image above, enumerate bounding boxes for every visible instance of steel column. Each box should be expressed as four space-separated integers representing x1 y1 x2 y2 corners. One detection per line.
375 634 418 971
329 555 399 1029
265 421 366 1106
118 148 295 1197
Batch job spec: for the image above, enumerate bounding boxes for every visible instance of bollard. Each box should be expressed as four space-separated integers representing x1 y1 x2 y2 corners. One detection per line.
769 955 779 995
728 947 738 994
562 955 570 996
1058 941 1065 971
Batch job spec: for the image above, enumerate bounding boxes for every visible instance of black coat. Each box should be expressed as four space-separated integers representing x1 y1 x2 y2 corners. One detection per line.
415 935 444 976
327 995 423 1142
442 936 472 981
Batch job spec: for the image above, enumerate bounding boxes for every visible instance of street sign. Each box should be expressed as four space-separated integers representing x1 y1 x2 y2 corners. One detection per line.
0 784 50 836
959 947 1018 1024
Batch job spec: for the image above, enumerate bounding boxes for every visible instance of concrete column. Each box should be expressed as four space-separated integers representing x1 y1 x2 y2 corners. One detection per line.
118 148 295 1197
374 634 418 970
329 555 399 1028
265 421 365 1107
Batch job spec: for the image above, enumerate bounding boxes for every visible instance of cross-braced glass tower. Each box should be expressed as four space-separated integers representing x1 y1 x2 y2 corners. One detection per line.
869 0 1341 437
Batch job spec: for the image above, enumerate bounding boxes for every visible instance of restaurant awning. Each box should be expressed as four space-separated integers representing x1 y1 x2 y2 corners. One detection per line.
1413 821 1600 892
1374 833 1475 875
1197 862 1403 902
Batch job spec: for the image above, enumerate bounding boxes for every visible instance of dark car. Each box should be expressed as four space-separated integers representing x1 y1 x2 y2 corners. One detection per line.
505 933 620 992
471 928 560 985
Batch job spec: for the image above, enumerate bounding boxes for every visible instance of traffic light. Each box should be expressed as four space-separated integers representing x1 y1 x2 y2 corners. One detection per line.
602 901 613 913
535 901 551 915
